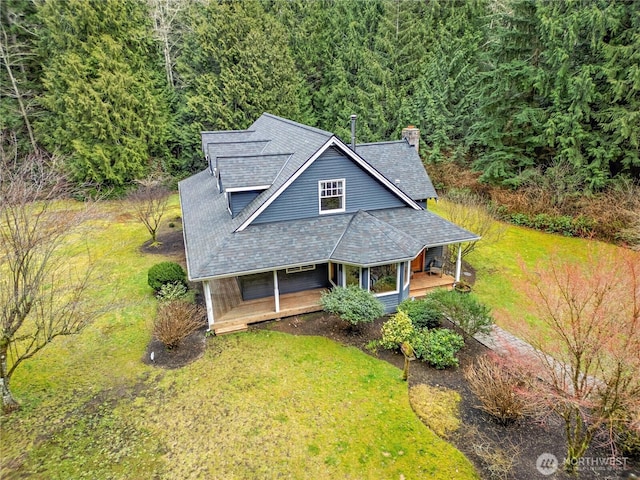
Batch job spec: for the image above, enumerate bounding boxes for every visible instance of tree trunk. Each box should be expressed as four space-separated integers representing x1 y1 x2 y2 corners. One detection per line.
0 350 19 413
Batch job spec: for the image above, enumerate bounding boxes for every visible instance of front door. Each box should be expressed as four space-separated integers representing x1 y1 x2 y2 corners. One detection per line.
411 250 425 274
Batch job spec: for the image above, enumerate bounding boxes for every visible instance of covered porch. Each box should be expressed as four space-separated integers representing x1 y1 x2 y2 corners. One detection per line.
204 269 458 335
206 276 326 334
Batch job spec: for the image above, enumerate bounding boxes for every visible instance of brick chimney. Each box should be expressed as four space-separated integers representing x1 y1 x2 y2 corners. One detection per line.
401 126 420 154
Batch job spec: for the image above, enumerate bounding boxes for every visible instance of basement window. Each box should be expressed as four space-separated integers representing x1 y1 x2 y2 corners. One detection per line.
286 264 316 274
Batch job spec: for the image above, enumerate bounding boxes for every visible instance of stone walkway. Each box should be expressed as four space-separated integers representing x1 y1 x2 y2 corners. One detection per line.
474 325 538 358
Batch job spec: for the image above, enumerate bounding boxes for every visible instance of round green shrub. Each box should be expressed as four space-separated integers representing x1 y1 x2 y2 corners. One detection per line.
320 285 385 326
148 262 187 292
379 311 415 350
398 297 443 329
411 328 465 369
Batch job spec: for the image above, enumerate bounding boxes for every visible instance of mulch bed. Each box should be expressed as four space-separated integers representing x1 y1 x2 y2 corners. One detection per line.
144 225 637 479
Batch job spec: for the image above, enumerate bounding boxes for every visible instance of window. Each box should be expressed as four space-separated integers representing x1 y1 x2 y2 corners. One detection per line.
344 264 360 287
319 179 345 213
370 263 398 295
286 264 316 274
329 262 339 286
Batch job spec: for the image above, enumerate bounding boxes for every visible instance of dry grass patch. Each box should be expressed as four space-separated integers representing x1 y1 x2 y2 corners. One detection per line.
409 384 461 438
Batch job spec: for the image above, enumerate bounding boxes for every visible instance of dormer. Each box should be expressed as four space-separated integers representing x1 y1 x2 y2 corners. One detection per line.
217 153 292 217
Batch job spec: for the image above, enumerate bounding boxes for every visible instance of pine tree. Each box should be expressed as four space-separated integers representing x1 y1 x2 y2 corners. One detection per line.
36 0 172 187
398 0 488 162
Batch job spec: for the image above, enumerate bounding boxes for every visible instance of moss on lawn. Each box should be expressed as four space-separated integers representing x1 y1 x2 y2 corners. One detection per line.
1 197 478 480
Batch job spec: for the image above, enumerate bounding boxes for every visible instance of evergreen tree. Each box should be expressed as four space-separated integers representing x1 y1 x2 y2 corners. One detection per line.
36 0 172 187
471 0 549 187
177 1 303 129
398 0 488 162
538 0 640 191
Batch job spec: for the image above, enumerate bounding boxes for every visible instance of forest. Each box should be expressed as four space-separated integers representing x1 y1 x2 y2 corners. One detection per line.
2 0 639 242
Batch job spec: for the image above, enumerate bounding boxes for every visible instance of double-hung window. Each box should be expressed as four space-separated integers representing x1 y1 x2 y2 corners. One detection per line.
319 179 345 214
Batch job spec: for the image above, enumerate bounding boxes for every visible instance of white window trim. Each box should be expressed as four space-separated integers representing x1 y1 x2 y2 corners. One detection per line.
403 261 410 289
318 178 346 214
368 263 400 297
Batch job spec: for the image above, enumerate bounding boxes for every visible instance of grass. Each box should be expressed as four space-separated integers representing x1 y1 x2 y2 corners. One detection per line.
429 199 624 337
409 384 461 438
1 196 478 479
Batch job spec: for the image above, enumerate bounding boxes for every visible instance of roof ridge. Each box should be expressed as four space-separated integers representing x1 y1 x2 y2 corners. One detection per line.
356 140 406 146
205 139 269 145
261 113 333 137
328 212 358 260
201 129 254 134
216 152 293 160
362 211 416 257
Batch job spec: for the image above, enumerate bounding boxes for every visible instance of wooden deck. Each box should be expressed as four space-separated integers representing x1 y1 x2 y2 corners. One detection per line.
211 282 326 334
209 272 455 334
409 272 455 297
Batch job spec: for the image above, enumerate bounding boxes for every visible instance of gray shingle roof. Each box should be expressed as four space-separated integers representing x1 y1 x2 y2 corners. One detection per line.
179 113 477 281
180 164 478 279
331 211 424 265
219 153 291 189
356 141 438 200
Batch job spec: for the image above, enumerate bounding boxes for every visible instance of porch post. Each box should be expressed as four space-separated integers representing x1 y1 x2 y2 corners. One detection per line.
203 280 215 329
455 244 462 283
273 270 280 313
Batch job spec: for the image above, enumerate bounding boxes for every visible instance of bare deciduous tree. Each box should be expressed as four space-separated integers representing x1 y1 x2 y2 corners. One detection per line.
129 175 171 245
147 0 184 88
0 145 99 413
519 251 640 472
442 192 505 266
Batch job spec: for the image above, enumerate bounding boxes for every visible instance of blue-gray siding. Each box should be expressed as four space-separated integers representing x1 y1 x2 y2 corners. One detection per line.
239 264 329 300
253 147 406 224
229 191 261 217
377 293 400 314
425 246 444 270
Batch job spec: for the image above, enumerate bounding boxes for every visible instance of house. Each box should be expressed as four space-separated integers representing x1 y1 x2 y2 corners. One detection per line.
179 113 479 334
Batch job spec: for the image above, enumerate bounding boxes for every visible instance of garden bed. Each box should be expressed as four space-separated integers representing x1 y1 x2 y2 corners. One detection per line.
260 313 637 480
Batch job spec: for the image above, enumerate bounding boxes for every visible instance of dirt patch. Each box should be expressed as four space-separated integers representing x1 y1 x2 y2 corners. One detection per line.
140 218 186 263
142 326 207 369
260 313 637 480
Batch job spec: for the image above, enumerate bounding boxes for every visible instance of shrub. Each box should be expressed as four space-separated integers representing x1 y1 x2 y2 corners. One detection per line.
148 261 187 292
464 354 536 425
613 407 640 458
397 297 442 329
156 282 188 302
320 285 385 326
154 300 205 349
427 289 493 338
379 311 415 350
411 328 464 369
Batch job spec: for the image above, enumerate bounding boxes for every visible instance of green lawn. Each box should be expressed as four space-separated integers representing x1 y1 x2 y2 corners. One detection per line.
430 199 624 337
1 197 477 479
